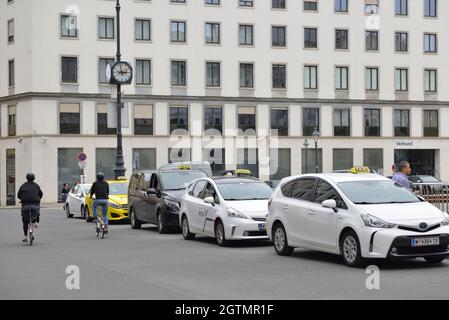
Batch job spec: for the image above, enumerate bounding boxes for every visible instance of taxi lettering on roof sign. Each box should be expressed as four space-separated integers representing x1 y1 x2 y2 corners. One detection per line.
350 166 370 174
236 169 252 175
178 164 192 170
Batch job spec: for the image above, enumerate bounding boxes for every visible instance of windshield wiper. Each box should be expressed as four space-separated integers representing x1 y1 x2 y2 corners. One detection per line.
354 202 377 205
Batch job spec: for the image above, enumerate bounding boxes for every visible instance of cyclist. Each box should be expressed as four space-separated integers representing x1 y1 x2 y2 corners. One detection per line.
17 173 43 243
89 172 109 233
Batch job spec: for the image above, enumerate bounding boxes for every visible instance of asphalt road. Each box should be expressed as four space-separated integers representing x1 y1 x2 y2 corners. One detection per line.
0 208 448 300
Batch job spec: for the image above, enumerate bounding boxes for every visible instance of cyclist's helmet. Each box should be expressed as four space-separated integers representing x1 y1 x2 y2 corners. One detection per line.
96 172 105 181
26 173 35 182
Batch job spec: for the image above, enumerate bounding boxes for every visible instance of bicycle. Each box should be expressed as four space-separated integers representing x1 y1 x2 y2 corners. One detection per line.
94 205 107 239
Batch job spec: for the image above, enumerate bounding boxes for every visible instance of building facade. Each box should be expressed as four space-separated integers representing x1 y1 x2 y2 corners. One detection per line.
1 0 448 205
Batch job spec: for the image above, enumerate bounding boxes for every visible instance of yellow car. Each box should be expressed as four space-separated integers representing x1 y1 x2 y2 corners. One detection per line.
85 178 129 222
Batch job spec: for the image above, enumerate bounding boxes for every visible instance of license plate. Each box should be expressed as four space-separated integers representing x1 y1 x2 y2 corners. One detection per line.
411 237 440 247
258 224 266 231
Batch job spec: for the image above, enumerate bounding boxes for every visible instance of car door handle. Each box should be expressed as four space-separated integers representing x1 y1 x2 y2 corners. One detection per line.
282 205 289 210
308 210 316 216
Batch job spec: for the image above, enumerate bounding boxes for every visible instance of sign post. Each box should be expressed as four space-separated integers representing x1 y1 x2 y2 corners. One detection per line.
78 152 88 184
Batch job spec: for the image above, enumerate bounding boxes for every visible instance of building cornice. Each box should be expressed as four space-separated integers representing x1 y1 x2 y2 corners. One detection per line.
1 91 449 106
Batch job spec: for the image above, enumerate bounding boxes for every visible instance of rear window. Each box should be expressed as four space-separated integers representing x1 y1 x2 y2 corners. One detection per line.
280 180 296 197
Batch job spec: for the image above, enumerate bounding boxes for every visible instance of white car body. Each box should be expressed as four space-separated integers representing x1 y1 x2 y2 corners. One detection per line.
267 173 449 263
65 184 91 218
180 177 272 243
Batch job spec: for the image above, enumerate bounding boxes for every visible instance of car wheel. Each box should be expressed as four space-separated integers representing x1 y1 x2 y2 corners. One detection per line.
341 230 365 268
157 211 169 234
273 223 293 256
65 205 73 218
424 256 447 264
130 208 142 230
181 215 195 240
85 207 93 222
214 220 227 247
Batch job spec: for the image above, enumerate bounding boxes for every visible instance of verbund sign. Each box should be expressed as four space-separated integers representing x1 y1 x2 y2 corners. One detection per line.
395 141 414 147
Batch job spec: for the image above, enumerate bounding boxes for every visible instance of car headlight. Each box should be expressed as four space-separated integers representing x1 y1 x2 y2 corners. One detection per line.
227 207 249 220
165 199 180 211
109 202 121 209
442 213 449 226
361 214 396 229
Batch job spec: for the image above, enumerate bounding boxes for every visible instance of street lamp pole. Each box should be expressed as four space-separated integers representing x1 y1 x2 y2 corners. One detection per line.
312 127 320 173
303 139 309 174
113 0 126 179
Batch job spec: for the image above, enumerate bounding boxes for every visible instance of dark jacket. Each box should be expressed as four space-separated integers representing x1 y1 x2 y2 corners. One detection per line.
17 182 43 205
90 181 109 200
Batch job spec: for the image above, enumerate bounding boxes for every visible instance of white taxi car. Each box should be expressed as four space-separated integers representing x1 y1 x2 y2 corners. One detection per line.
179 175 273 246
267 169 449 267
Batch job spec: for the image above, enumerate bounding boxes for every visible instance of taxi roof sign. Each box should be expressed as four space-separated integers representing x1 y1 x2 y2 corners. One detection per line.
236 169 252 175
350 166 371 174
177 164 192 170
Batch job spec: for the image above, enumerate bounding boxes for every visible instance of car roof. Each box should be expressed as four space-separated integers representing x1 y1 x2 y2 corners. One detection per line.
282 173 389 184
211 176 262 184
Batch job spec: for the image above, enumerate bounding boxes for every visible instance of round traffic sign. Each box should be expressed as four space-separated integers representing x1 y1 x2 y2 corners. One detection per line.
78 152 87 162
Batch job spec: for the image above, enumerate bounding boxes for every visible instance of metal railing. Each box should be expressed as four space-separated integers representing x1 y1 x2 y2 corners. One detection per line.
412 183 449 212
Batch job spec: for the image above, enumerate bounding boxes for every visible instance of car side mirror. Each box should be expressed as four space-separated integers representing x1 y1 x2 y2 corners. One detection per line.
322 199 338 212
204 197 215 206
146 188 156 196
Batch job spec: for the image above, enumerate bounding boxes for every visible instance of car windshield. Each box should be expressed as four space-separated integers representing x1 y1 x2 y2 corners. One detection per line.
218 182 273 201
338 180 421 205
160 171 208 190
108 183 129 195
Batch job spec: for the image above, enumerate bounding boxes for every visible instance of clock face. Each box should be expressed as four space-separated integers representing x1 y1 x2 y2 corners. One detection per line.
112 62 133 84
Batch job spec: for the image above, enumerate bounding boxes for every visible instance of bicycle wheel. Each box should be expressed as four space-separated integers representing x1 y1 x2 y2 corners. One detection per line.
29 228 34 246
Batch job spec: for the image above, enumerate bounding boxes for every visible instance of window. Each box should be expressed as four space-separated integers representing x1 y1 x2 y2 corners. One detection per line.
304 0 318 11
304 65 318 89
204 149 225 176
304 28 318 48
333 149 353 171
272 26 286 47
394 109 410 136
424 69 437 93
335 0 348 12
98 17 115 39
193 180 207 198
270 149 291 182
8 59 14 87
135 19 151 41
424 33 437 53
171 60 187 86
291 178 316 202
395 68 408 91
272 0 286 9
60 103 80 134
365 67 379 91
61 15 78 38
8 105 16 136
136 59 151 85
134 105 153 135
6 149 16 206
97 104 116 135
237 148 259 178
314 180 346 209
303 108 319 136
240 0 254 7
206 0 220 4
61 57 78 83
334 109 350 136
365 0 379 14
168 148 191 163
363 149 383 174
364 108 381 136
271 108 288 136
170 106 189 134
133 149 156 172
99 58 114 84
7 19 14 43
395 32 408 52
272 64 286 89
395 0 408 15
240 63 254 88
206 62 221 87
365 31 378 50
58 148 83 203
335 66 349 90
302 148 322 174
205 23 220 44
238 106 256 135
204 107 223 134
96 148 116 180
423 110 438 137
239 25 254 45
171 21 186 42
335 29 348 49
424 0 437 17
